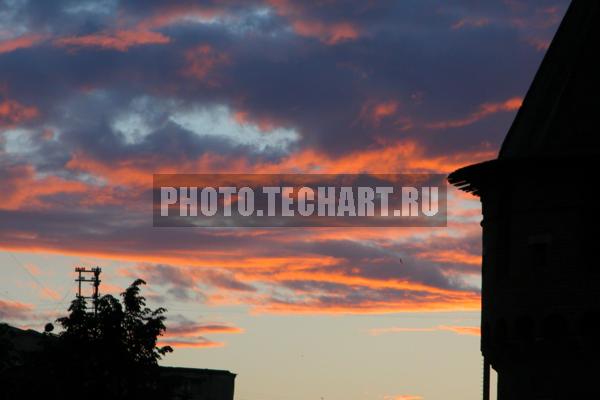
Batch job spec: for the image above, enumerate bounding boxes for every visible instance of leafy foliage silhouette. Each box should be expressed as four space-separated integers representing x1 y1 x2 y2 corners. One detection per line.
57 279 172 365
0 279 173 400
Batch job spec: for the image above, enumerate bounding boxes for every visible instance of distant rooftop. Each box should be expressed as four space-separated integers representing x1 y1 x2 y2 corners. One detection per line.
160 366 236 377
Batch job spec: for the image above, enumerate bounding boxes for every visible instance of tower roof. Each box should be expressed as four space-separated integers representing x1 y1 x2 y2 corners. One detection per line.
499 0 600 158
449 0 600 195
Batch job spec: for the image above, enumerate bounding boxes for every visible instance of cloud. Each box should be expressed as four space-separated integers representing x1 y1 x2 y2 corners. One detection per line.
0 0 561 161
426 97 522 130
370 325 480 336
0 99 39 127
158 315 243 349
132 4 226 31
166 315 244 337
452 17 490 30
267 0 360 44
40 287 61 301
0 34 46 54
0 163 89 210
384 396 423 400
54 30 170 51
415 247 480 266
170 104 300 153
158 337 225 348
507 3 564 51
0 299 33 320
251 292 479 315
438 325 480 336
181 44 230 85
0 0 569 321
0 203 482 314
357 99 401 127
291 20 360 45
524 37 551 51
128 247 480 314
167 323 244 336
131 264 256 299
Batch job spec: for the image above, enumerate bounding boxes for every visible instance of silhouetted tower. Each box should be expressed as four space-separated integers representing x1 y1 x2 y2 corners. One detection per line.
75 266 102 314
449 1 600 398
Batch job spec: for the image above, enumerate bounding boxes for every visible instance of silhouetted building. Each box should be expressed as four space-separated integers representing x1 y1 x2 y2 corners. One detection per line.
449 1 600 398
0 324 236 400
159 367 236 400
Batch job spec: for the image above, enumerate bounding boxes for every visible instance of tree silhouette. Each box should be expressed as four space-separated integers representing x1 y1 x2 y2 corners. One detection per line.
57 279 172 365
1 279 173 400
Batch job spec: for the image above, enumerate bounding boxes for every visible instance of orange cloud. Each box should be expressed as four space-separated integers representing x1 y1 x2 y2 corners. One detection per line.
0 34 46 54
384 395 423 400
40 287 61 301
54 30 170 51
181 44 229 85
166 323 244 337
267 0 360 45
2 136 486 317
525 37 551 51
358 100 401 127
1 164 89 210
0 299 33 320
51 3 230 53
438 325 480 336
158 338 225 348
254 141 496 174
135 4 224 31
243 269 469 299
373 101 399 120
0 99 39 127
427 97 522 129
247 294 480 315
158 319 242 349
1 224 482 314
291 20 360 45
370 325 480 336
415 250 481 267
452 17 490 30
61 140 494 199
23 262 42 276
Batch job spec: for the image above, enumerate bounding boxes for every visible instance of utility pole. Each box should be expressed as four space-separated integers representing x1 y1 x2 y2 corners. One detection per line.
75 267 102 315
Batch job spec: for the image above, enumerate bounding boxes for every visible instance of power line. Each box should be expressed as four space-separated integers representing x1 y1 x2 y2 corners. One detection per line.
7 252 51 295
51 281 77 314
0 290 21 304
2 253 76 313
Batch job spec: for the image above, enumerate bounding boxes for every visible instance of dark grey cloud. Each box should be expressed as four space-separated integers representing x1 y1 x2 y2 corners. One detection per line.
1 0 569 171
0 0 566 313
0 205 479 298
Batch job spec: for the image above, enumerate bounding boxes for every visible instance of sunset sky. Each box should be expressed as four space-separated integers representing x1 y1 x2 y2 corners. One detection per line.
0 1 569 399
